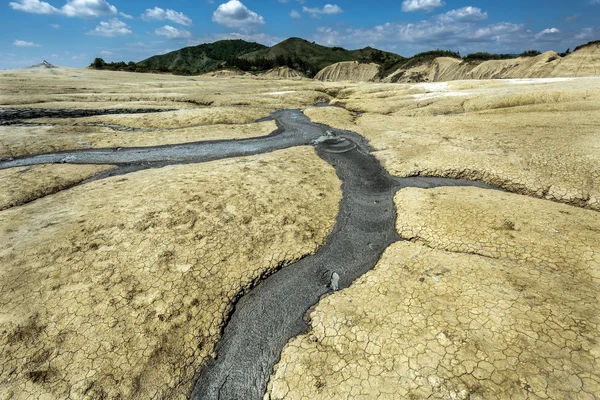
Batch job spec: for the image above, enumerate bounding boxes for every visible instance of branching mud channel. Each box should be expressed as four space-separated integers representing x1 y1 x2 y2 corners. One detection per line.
0 106 496 400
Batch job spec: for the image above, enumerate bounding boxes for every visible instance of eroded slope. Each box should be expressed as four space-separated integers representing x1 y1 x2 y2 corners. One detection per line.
0 146 341 400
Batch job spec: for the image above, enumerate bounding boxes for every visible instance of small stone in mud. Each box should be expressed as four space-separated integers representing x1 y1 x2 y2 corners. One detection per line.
330 272 340 291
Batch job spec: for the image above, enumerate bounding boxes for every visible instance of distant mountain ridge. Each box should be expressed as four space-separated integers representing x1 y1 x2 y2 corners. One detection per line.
136 37 403 76
240 37 403 73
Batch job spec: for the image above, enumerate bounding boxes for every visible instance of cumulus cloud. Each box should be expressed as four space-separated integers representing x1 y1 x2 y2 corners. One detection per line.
439 6 487 22
302 4 343 17
14 39 41 46
61 0 116 17
9 0 119 18
155 25 192 39
290 10 301 19
402 0 445 12
87 18 132 36
535 27 560 40
141 7 192 26
212 0 265 32
119 11 132 19
312 17 535 56
9 0 59 14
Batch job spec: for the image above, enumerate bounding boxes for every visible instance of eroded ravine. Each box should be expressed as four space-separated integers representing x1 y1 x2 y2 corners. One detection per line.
0 107 496 399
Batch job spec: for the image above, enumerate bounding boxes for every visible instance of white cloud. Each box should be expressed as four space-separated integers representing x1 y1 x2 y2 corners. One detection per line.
119 11 132 19
9 0 59 14
100 50 113 56
212 0 265 32
14 39 41 47
535 27 560 40
312 18 532 55
10 0 119 18
155 25 192 39
402 0 445 13
50 23 60 28
302 4 343 16
564 13 581 22
61 0 117 17
290 10 301 19
87 18 132 36
439 6 487 22
141 7 192 26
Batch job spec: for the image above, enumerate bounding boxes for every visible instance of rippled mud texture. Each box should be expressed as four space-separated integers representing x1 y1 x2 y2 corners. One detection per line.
267 187 600 400
0 146 341 400
304 77 600 210
0 164 114 210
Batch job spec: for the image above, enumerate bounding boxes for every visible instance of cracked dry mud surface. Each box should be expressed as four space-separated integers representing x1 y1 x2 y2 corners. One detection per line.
0 117 277 159
2 69 600 400
267 187 600 400
0 147 341 400
304 78 600 211
0 164 115 210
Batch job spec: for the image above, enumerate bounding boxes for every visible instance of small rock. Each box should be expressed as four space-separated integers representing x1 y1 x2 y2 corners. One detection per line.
330 272 339 291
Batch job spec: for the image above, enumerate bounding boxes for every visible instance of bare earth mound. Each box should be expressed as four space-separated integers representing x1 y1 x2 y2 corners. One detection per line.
315 62 380 83
267 187 600 400
0 164 114 210
0 146 341 399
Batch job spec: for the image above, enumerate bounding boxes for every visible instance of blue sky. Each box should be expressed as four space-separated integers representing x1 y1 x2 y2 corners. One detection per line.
1 0 599 69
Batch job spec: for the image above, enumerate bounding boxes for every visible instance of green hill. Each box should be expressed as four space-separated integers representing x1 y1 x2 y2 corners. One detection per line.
240 37 403 72
137 39 268 74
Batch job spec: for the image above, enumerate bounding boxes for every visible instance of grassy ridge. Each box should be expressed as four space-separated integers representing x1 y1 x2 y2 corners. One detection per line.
137 40 268 74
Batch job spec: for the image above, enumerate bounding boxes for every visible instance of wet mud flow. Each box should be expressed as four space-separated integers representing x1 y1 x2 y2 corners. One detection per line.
0 107 496 399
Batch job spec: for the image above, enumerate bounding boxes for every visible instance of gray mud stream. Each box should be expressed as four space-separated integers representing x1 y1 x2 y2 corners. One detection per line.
0 106 496 399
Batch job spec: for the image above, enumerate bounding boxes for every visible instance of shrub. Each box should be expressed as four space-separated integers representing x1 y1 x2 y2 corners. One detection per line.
520 50 542 57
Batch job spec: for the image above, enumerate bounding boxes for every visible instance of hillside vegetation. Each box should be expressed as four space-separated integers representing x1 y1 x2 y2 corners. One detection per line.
137 40 267 74
238 37 403 77
90 37 403 77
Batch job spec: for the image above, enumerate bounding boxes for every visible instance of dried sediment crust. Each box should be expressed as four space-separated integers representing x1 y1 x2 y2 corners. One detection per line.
0 121 276 158
29 107 274 129
0 164 115 210
0 146 341 400
0 67 335 110
304 78 600 210
267 188 600 400
395 187 600 269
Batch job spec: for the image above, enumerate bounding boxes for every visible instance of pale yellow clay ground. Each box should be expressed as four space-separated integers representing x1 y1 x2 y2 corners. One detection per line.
0 67 347 157
0 67 336 110
305 77 600 210
0 164 114 210
0 146 341 400
267 187 600 400
30 107 274 129
0 120 276 158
